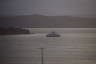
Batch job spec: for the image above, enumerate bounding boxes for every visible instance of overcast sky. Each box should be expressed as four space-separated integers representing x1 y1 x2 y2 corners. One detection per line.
1 0 96 17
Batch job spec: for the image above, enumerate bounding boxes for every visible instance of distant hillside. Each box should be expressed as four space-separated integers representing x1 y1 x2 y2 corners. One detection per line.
0 15 96 28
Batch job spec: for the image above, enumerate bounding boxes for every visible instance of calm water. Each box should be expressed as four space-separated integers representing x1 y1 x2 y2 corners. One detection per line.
1 33 96 64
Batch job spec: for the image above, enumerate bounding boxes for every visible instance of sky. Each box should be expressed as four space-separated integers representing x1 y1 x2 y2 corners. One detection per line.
1 0 96 17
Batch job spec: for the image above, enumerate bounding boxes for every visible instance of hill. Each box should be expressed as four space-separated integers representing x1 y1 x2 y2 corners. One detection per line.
0 15 96 28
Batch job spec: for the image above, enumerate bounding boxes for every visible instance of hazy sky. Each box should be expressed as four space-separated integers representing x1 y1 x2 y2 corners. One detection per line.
1 0 96 17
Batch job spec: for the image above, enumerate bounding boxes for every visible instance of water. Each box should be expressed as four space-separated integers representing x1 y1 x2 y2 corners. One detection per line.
1 33 96 64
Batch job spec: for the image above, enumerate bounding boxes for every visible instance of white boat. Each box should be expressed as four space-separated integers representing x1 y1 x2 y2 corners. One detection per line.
46 31 61 37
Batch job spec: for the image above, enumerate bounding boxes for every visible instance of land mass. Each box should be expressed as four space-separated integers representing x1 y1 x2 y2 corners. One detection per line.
0 27 30 35
0 15 96 28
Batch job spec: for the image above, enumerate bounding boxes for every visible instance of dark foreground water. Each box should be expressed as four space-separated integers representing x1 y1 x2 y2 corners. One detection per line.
0 33 96 64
